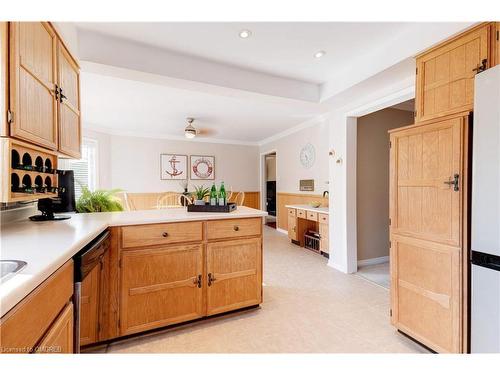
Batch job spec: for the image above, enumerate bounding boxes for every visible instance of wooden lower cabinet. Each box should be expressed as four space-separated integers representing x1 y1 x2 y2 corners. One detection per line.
288 213 297 241
120 243 204 336
35 303 74 354
206 238 262 316
319 222 329 254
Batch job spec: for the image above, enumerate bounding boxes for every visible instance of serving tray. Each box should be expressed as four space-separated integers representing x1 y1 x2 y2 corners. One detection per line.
187 202 237 213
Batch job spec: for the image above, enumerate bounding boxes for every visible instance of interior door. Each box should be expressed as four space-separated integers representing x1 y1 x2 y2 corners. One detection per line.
57 41 81 158
389 114 467 353
206 238 262 316
415 24 489 122
9 22 58 149
120 244 203 336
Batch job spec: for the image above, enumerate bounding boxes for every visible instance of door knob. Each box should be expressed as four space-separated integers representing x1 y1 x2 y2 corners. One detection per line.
208 273 216 286
233 225 239 231
162 232 169 237
472 59 487 74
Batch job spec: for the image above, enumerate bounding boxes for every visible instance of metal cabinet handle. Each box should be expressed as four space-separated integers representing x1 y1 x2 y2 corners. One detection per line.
208 273 216 286
162 232 169 237
443 174 460 192
194 274 202 288
233 225 239 231
472 59 487 74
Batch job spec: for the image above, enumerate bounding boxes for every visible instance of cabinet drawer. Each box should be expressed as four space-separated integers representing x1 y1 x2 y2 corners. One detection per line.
0 260 73 352
319 213 329 223
297 209 306 218
306 211 318 222
207 218 261 240
121 221 203 248
287 208 296 216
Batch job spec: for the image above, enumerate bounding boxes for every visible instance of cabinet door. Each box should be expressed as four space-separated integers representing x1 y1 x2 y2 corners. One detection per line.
80 264 100 346
319 222 329 253
35 302 74 354
206 238 262 316
9 22 58 150
57 41 81 158
287 213 297 241
120 244 203 336
389 115 467 353
415 24 489 122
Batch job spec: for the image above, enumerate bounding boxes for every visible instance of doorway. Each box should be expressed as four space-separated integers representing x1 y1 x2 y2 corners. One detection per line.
355 100 414 288
262 152 277 228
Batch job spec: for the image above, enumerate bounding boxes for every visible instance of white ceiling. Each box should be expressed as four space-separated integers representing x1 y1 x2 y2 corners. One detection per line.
81 71 324 144
72 22 473 143
75 22 471 88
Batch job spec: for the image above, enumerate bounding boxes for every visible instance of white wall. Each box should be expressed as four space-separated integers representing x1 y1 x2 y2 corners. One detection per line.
259 118 329 195
83 129 259 193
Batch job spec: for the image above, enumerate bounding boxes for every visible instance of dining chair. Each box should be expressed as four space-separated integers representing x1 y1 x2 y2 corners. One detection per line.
157 193 190 208
234 191 245 206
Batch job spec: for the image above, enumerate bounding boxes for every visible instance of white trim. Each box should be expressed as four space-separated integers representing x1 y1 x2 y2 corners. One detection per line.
357 256 390 267
259 149 277 216
258 114 329 146
276 228 288 235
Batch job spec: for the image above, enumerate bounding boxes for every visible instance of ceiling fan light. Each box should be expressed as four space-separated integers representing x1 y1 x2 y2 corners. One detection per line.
185 124 197 139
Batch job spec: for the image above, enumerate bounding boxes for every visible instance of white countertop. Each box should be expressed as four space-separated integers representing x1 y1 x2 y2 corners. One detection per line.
285 204 330 214
0 206 267 317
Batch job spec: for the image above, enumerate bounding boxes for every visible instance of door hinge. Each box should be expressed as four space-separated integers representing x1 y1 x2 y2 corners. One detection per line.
119 258 122 268
415 67 418 75
497 30 499 41
97 322 101 333
389 241 392 248
389 141 392 148
389 218 391 226
7 110 14 124
390 309 393 317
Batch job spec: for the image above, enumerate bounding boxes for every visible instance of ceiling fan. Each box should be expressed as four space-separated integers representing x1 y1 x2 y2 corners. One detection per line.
184 118 216 139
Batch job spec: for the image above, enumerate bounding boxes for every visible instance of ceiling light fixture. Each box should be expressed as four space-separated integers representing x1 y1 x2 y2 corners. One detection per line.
184 118 197 139
239 29 252 39
314 50 326 59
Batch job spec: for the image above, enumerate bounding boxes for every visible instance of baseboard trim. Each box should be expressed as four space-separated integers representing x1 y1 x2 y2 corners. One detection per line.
276 228 288 235
357 256 389 267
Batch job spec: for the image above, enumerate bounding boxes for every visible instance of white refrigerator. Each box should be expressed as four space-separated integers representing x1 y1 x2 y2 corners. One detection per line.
471 65 500 353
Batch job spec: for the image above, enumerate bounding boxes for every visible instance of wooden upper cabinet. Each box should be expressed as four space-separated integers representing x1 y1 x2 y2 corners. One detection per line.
9 22 58 150
415 23 490 123
57 41 81 158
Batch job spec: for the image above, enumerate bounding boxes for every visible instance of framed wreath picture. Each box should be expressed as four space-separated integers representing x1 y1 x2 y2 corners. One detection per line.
190 155 215 180
160 154 188 180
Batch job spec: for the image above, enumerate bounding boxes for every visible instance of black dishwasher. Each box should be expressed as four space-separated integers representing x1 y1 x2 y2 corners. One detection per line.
73 230 110 352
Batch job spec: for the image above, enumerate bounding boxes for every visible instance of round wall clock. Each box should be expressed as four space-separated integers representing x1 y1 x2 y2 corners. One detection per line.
300 143 315 169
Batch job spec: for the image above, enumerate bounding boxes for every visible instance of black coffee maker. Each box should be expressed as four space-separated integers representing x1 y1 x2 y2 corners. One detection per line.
29 170 76 221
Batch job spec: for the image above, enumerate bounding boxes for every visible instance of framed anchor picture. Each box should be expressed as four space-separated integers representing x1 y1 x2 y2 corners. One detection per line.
190 155 215 180
160 154 188 180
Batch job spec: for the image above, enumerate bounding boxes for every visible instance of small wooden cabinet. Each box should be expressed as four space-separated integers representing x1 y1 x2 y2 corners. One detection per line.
287 209 298 241
120 244 204 336
6 22 81 158
80 265 100 346
0 260 74 354
415 23 493 123
206 238 262 316
286 206 330 255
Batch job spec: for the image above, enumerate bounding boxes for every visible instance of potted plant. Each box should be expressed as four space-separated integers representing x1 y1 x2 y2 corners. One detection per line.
76 187 125 213
193 185 209 205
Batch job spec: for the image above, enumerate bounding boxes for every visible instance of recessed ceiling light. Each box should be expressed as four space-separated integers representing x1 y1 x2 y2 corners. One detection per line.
314 50 326 59
239 29 252 39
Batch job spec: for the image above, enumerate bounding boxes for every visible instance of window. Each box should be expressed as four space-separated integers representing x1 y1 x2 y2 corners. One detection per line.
58 138 98 200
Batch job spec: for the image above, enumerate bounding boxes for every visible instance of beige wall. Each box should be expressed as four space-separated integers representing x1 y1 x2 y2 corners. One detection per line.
265 155 276 181
356 108 414 261
83 129 260 193
260 119 329 194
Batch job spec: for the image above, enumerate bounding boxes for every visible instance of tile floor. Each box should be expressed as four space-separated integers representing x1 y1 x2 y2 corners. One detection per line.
356 262 390 289
89 227 427 353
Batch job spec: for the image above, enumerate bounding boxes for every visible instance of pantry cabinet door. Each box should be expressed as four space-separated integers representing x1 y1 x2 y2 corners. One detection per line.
9 22 58 150
206 238 262 316
120 244 204 336
415 24 489 122
57 41 81 158
389 115 467 353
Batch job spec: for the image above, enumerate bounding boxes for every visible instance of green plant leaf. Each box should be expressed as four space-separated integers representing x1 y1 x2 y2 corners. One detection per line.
76 187 125 213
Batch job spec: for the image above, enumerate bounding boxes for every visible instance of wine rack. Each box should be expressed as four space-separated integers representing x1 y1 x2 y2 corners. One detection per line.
0 138 59 203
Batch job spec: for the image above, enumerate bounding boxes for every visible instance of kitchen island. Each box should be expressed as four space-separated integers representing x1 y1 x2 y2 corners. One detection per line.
0 206 267 352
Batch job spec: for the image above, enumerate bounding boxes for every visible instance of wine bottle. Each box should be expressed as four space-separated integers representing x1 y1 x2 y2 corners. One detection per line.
210 183 217 206
218 181 226 206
